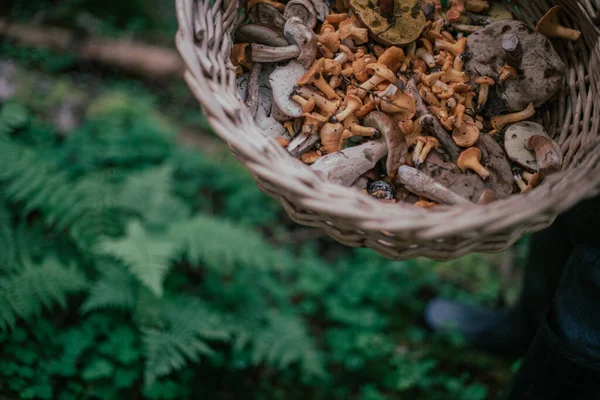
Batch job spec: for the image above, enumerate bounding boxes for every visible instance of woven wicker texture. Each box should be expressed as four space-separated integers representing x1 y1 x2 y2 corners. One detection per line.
176 0 600 260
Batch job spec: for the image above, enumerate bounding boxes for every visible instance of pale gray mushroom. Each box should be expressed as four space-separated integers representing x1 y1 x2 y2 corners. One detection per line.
235 24 289 47
251 44 301 63
269 61 307 120
283 17 317 68
465 20 565 112
504 122 562 171
308 0 329 22
248 3 287 31
284 0 317 29
287 131 320 157
311 140 388 186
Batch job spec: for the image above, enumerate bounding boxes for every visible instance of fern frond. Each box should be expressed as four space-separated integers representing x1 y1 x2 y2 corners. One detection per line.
98 221 178 297
118 164 190 227
80 262 137 314
0 258 87 330
169 215 289 272
142 295 231 384
234 311 327 379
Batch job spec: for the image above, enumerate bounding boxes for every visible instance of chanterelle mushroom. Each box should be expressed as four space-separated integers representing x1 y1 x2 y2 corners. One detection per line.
363 111 407 179
297 58 338 99
536 6 581 41
457 147 491 180
350 0 427 46
504 122 563 171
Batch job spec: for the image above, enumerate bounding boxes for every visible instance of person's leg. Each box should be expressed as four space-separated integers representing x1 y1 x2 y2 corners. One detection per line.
503 245 600 400
505 196 600 399
425 217 572 359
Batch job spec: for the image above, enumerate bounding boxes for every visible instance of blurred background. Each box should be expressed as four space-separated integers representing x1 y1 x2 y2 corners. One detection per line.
0 1 529 398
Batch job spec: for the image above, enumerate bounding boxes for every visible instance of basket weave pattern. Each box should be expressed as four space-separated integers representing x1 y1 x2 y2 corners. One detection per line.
176 0 600 260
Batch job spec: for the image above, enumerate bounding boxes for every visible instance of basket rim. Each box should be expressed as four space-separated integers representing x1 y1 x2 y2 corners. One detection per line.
175 0 600 257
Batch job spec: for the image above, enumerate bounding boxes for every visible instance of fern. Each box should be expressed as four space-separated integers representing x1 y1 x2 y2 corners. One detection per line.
0 138 124 249
142 296 230 384
118 164 190 228
169 215 289 272
81 262 137 314
234 310 327 379
0 201 17 272
0 258 87 330
99 221 178 297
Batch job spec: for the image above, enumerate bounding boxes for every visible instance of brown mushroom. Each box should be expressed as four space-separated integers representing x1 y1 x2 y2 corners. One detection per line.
435 37 467 57
297 58 339 99
536 6 581 41
293 86 340 117
498 64 517 83
235 24 289 47
446 0 466 23
327 13 350 25
513 174 532 193
357 63 397 98
249 3 287 31
416 137 440 166
292 95 316 113
379 90 417 119
338 15 369 44
334 45 356 64
475 76 495 108
525 135 562 179
247 0 286 12
350 0 426 46
378 46 405 73
300 150 322 164
363 111 408 179
344 114 379 137
320 122 347 153
465 0 489 13
232 43 252 76
432 80 455 99
302 112 328 135
491 103 535 130
452 120 480 148
331 94 362 122
284 0 317 29
416 47 437 69
415 199 437 208
457 147 491 180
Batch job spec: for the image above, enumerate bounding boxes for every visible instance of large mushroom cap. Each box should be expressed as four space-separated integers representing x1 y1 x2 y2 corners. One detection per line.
269 61 307 119
349 0 426 46
363 111 407 179
235 24 289 47
504 121 562 171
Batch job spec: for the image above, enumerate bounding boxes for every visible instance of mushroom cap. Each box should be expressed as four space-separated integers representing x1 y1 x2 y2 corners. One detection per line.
426 137 440 148
269 61 308 119
350 0 426 46
378 46 405 72
504 121 562 171
338 16 369 44
304 112 329 123
363 111 408 179
235 24 289 47
338 45 356 61
248 3 287 31
366 63 397 83
452 121 480 147
297 58 324 86
343 94 362 108
319 31 341 52
475 76 496 85
457 147 482 171
284 0 317 29
535 6 561 34
380 91 417 119
284 17 318 68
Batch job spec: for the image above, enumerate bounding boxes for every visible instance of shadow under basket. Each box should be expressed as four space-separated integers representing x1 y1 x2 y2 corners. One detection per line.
175 0 600 261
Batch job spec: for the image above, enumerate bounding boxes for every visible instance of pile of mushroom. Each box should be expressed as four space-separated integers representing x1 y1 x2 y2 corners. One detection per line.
233 1 578 208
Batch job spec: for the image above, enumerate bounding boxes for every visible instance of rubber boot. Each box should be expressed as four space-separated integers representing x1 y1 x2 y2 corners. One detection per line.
424 217 572 359
504 243 600 399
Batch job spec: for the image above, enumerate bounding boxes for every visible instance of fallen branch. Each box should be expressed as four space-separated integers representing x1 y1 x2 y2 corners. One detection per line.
0 18 184 79
395 165 473 205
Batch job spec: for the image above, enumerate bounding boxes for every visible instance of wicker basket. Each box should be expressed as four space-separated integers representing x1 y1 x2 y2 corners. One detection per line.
175 0 600 260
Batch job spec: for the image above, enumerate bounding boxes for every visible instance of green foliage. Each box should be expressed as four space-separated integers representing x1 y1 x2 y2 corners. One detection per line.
0 77 516 399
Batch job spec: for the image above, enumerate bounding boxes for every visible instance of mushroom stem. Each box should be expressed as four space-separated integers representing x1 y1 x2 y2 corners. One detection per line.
250 44 300 63
287 131 320 157
379 0 395 18
416 48 436 69
513 174 531 192
536 6 582 41
311 140 388 186
406 79 461 161
395 166 473 205
294 86 340 117
246 63 262 117
491 103 536 130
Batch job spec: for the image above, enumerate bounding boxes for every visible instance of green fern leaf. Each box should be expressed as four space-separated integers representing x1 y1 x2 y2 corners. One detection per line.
169 215 288 272
99 221 178 297
0 258 87 330
80 262 137 313
118 164 190 227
